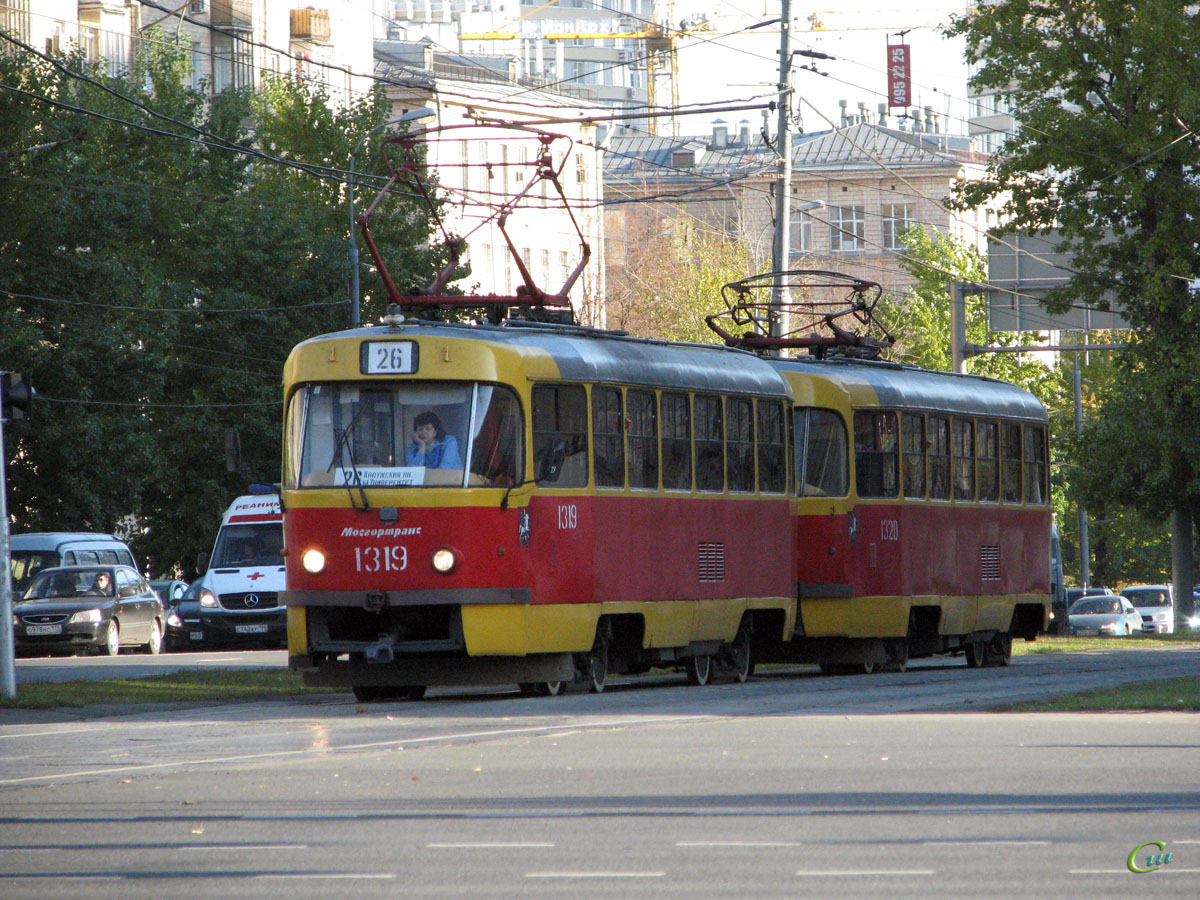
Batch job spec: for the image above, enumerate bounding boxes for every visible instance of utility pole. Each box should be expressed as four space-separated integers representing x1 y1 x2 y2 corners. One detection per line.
769 0 793 346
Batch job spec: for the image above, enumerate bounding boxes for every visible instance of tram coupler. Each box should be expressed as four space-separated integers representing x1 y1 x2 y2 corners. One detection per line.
363 636 396 663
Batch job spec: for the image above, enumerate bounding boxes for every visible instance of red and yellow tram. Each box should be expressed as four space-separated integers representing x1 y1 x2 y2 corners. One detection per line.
280 318 1050 698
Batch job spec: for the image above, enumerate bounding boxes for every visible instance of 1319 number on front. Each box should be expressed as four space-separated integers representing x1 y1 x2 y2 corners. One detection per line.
354 546 408 572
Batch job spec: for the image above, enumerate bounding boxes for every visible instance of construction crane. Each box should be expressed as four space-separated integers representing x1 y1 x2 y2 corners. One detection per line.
460 1 711 136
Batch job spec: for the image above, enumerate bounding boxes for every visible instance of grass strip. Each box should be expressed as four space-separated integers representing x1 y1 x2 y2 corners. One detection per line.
1014 633 1200 654
995 676 1200 712
1 668 340 710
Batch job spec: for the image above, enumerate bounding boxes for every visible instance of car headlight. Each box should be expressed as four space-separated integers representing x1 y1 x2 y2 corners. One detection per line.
431 547 459 574
1099 622 1118 633
302 548 326 574
199 589 218 609
69 608 102 624
166 610 182 628
1187 615 1200 629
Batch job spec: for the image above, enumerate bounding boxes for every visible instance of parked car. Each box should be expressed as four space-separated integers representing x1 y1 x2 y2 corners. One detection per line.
149 578 188 607
13 565 163 656
163 580 203 651
1068 594 1143 637
1120 585 1174 634
1064 585 1113 607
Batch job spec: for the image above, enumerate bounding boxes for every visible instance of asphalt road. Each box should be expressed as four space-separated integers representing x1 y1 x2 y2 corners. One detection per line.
2 647 1199 899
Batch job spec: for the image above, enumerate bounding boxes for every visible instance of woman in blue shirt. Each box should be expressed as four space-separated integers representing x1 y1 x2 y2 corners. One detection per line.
406 411 463 469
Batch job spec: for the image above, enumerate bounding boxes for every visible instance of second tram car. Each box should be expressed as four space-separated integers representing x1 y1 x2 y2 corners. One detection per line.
281 318 1051 697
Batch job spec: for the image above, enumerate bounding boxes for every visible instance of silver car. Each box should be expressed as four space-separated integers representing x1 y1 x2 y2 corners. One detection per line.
1121 585 1174 634
1068 595 1143 637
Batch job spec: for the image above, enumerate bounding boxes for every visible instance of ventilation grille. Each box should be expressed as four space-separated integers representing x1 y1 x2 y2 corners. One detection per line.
980 545 1001 581
699 542 726 583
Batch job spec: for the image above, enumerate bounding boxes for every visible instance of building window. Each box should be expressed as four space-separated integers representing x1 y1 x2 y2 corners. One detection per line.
213 32 253 92
882 203 914 250
830 205 865 252
790 210 813 254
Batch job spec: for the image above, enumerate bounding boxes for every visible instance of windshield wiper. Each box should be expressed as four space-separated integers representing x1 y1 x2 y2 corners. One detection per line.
328 408 371 512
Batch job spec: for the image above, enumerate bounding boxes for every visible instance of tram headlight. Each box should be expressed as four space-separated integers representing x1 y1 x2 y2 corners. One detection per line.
302 548 326 574
431 547 459 574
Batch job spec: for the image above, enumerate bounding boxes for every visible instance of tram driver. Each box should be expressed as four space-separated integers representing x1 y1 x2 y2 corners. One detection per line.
407 411 464 469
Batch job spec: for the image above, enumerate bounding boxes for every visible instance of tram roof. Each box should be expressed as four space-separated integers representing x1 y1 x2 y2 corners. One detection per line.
772 356 1047 422
294 322 793 397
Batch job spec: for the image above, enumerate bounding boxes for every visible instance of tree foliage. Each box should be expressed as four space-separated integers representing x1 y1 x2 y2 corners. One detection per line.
607 208 751 343
948 2 1200 506
948 1 1200 596
0 36 434 577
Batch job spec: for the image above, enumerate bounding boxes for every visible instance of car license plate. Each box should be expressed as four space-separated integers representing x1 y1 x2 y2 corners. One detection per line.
235 624 269 634
25 624 62 636
189 631 204 640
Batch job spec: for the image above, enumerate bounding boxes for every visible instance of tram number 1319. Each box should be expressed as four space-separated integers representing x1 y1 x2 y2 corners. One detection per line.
354 546 408 572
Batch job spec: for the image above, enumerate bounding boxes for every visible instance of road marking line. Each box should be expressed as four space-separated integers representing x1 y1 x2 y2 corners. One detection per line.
0 715 714 786
428 842 555 848
180 845 307 851
255 873 396 880
796 870 935 877
526 872 665 878
677 841 804 847
922 840 1051 846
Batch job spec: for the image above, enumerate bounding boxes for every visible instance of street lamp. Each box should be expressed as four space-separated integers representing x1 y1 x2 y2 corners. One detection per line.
347 107 436 327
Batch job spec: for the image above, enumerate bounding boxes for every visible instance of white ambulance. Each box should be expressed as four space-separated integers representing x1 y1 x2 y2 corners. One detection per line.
186 494 286 648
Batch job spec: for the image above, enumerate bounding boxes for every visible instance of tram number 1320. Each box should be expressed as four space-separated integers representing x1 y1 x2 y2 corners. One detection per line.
354 546 408 572
880 519 899 542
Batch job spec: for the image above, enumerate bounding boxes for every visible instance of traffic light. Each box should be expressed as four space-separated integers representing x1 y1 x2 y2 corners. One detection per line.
0 372 34 421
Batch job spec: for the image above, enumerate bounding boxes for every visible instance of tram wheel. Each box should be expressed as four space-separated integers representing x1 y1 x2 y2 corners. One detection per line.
585 636 609 693
352 685 385 702
723 624 753 683
684 654 712 686
985 633 1013 667
965 641 988 668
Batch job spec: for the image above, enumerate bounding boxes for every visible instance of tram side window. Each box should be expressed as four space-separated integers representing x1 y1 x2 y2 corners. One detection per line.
757 401 787 494
854 411 898 498
695 395 724 492
627 389 659 489
952 418 975 501
661 392 692 491
727 397 755 492
901 412 925 498
1024 424 1048 504
469 386 523 486
1000 421 1022 502
532 384 588 487
593 386 625 489
978 420 999 502
928 415 950 500
797 408 848 497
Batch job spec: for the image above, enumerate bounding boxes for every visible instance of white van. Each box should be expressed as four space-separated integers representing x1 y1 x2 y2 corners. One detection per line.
190 494 286 648
10 533 139 596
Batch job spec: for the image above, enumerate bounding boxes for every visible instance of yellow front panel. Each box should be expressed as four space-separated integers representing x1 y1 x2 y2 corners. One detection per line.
287 606 308 652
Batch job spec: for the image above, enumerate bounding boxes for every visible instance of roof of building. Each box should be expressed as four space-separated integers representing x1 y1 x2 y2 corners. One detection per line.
605 122 988 183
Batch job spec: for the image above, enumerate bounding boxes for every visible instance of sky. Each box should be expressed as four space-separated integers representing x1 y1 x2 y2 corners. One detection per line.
668 2 972 138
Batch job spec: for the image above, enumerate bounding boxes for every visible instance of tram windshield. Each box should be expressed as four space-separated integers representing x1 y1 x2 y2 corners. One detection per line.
288 382 523 488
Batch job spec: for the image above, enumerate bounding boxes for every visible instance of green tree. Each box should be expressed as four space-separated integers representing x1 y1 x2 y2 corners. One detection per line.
0 36 434 577
949 1 1200 612
608 209 751 343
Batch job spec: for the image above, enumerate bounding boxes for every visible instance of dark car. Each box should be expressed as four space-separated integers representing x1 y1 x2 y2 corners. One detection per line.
163 579 283 651
149 578 188 606
14 565 164 656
